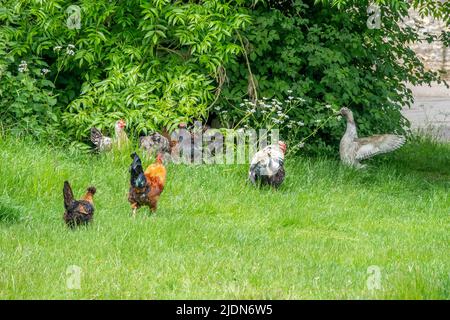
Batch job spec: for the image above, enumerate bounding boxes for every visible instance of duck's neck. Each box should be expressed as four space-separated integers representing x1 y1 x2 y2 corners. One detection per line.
344 115 358 139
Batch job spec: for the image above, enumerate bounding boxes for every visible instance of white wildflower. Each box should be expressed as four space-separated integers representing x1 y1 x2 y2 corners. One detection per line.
297 121 305 126
53 46 62 52
41 68 50 75
288 96 294 100
18 60 28 73
325 104 332 109
287 89 293 94
298 142 305 148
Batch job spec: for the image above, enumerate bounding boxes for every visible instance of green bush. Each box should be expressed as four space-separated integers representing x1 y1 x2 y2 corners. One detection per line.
0 0 251 142
0 0 447 154
217 0 447 154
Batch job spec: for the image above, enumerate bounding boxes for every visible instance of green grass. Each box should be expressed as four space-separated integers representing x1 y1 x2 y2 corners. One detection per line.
0 135 449 299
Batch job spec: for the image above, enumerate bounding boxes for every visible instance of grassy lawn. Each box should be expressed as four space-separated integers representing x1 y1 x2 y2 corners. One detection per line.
0 136 448 299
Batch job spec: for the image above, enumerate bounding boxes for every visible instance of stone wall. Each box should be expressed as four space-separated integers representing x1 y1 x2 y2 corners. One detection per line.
403 10 450 79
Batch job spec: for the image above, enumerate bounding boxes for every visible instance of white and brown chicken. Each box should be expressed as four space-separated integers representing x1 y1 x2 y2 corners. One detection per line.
90 119 129 152
339 107 406 168
249 141 286 188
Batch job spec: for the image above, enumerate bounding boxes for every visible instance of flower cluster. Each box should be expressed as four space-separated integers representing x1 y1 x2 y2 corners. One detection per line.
66 44 76 56
240 92 306 130
214 90 309 133
53 44 76 56
214 90 339 154
18 60 28 73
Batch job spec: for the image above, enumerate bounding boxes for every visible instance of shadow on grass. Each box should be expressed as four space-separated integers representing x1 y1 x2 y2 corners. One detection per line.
380 135 449 184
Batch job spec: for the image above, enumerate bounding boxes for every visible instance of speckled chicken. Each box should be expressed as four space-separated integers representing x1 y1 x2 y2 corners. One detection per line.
139 132 171 157
90 119 128 152
173 121 223 163
63 181 96 228
339 107 406 168
249 141 286 188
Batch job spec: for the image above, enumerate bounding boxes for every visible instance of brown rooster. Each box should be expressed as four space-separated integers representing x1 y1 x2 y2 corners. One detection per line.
128 152 166 217
63 181 96 228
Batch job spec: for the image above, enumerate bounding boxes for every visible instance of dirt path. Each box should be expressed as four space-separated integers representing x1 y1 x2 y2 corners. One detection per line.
401 84 450 141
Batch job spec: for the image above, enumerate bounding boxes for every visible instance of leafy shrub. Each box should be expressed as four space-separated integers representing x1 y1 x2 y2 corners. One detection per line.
217 0 447 154
0 0 447 154
0 51 58 138
0 0 251 142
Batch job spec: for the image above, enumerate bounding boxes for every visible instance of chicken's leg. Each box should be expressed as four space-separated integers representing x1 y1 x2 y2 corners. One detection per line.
150 199 158 214
131 203 138 218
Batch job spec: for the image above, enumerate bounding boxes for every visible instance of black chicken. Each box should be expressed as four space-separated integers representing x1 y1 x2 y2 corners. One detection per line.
63 181 96 228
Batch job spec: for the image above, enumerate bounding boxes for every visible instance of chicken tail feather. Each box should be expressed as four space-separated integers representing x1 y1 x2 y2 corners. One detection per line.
90 127 103 146
130 153 147 188
63 181 75 209
86 187 96 195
